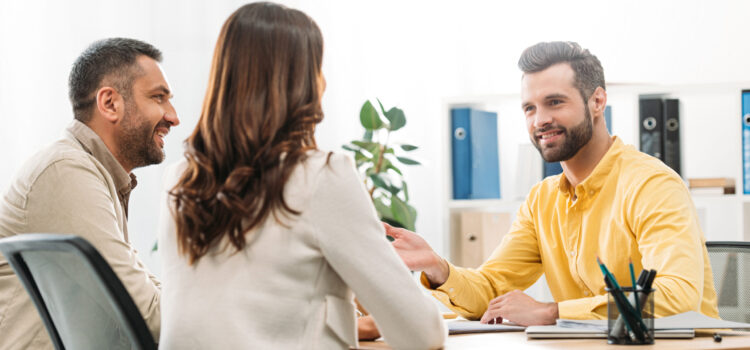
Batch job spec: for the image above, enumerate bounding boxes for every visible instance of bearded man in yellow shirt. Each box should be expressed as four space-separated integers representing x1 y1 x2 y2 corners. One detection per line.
385 41 719 326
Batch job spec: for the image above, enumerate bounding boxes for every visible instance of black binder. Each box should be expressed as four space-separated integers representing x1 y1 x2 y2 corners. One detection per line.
639 98 664 160
663 99 681 175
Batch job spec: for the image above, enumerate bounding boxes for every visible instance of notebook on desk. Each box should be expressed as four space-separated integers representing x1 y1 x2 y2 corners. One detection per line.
447 320 525 334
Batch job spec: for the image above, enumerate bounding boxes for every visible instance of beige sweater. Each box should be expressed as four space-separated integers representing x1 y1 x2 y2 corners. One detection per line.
0 121 161 350
158 151 445 349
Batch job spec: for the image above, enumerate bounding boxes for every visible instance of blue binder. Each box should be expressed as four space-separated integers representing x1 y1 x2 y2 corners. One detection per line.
542 105 612 178
451 108 500 199
742 91 750 194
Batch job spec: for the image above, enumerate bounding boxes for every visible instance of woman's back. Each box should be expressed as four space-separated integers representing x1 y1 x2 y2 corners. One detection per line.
158 151 446 349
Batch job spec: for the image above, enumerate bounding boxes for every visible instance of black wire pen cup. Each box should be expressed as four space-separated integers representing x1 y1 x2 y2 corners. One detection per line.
606 287 655 345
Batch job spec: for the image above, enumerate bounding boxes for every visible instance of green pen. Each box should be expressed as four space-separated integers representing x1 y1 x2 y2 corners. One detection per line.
629 258 641 318
597 257 637 342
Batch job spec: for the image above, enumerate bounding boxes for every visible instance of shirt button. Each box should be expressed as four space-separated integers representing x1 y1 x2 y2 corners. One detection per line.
584 290 590 296
449 288 454 293
569 250 576 257
589 190 594 196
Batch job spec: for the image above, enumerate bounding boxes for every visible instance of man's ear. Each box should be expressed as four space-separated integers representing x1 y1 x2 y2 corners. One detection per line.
95 86 124 124
589 86 607 119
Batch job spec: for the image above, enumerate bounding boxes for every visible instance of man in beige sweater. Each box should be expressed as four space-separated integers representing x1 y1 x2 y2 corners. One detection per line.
0 38 179 349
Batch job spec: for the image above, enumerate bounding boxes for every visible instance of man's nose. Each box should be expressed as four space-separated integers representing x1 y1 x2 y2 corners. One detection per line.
533 110 552 130
165 103 180 126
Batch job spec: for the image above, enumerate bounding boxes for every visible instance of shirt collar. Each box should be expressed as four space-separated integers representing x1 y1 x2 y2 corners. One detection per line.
65 120 137 197
557 136 624 196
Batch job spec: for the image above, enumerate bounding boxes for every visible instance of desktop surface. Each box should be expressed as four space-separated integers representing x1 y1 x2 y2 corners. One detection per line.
359 331 750 349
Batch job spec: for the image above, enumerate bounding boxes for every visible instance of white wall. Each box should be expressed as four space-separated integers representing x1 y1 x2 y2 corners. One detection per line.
1 0 749 276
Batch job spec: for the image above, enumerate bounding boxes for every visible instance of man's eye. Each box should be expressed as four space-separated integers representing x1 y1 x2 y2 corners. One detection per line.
550 99 562 106
153 95 164 103
524 106 534 113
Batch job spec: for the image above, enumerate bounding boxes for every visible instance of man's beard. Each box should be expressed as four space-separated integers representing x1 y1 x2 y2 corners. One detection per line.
532 105 593 163
118 101 166 169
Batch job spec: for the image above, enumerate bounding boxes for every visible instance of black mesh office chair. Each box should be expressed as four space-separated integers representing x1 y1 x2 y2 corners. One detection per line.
0 234 156 350
706 241 750 324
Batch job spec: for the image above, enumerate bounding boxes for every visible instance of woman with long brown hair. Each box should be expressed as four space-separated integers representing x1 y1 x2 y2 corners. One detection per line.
157 2 445 349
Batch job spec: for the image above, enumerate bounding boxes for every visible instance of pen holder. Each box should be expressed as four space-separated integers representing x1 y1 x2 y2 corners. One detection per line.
606 287 655 345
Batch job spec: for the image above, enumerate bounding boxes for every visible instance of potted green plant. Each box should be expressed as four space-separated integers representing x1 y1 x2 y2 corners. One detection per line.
342 99 420 231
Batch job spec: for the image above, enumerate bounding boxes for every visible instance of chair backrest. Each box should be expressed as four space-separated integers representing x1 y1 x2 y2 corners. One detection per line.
706 241 750 323
0 234 156 350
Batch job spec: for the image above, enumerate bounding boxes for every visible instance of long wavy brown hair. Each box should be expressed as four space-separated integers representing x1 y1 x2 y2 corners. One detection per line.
170 2 324 264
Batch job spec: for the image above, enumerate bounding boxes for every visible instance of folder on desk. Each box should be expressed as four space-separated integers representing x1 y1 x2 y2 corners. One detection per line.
451 108 500 199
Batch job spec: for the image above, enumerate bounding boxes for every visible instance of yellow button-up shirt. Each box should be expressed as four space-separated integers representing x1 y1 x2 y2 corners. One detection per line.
426 137 719 320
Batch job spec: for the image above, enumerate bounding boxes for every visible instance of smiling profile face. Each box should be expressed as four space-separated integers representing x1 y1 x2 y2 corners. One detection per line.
521 62 593 162
116 55 180 169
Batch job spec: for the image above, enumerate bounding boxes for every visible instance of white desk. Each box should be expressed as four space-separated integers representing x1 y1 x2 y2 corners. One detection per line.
359 331 750 349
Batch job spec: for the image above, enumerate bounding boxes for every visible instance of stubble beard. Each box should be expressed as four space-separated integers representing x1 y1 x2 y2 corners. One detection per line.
532 105 594 163
118 101 165 170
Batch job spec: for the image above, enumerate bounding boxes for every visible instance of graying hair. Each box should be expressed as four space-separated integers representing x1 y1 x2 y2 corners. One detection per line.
69 38 162 123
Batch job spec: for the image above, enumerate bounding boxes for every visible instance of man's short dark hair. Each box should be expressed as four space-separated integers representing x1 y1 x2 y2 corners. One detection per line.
518 41 605 102
69 38 162 123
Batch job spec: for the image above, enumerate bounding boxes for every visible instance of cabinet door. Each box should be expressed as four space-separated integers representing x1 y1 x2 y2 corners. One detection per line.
453 211 512 268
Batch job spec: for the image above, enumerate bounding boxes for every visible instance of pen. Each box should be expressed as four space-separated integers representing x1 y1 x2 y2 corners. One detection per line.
598 257 652 343
629 258 640 318
598 257 637 342
596 257 622 290
603 276 637 341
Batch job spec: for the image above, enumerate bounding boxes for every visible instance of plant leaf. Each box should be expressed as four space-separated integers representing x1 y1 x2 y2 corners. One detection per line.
370 173 400 194
373 195 394 221
402 180 410 202
385 107 406 131
396 156 421 165
342 144 359 152
353 151 368 169
351 140 379 154
391 196 416 231
400 144 418 151
360 101 383 130
380 158 401 176
353 150 366 161
370 173 389 189
376 98 388 116
387 163 403 176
